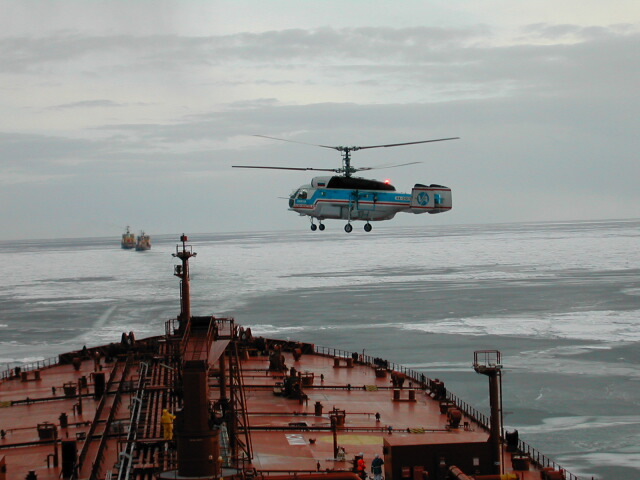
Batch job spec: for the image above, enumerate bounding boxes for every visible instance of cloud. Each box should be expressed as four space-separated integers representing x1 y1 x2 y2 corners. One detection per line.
0 24 624 74
2 25 638 109
47 100 125 110
0 27 486 74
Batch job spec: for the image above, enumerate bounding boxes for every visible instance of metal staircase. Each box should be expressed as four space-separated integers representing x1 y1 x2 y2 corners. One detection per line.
228 342 253 462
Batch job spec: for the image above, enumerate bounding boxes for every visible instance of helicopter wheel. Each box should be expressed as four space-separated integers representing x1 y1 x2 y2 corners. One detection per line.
319 223 325 231
310 224 317 231
344 224 353 233
364 223 372 232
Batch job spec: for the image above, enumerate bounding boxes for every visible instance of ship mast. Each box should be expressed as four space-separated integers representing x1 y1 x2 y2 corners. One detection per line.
168 235 223 479
173 234 196 330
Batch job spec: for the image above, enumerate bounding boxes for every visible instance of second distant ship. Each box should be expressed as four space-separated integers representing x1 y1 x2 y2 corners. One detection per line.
135 231 151 251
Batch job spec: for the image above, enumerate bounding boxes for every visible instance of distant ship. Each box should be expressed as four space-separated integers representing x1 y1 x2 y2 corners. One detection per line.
120 226 136 249
135 231 151 251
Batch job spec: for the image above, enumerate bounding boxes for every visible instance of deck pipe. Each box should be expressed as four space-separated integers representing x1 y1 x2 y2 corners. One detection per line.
448 466 474 480
487 367 503 474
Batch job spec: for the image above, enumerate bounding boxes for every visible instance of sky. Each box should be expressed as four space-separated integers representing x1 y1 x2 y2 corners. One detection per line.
1 0 639 240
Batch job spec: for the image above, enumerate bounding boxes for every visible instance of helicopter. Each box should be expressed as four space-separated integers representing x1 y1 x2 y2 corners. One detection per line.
234 135 458 233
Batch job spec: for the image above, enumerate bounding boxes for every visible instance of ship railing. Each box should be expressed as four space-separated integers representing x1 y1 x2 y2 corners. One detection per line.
444 393 582 479
444 391 491 431
440 384 583 479
165 317 177 337
0 356 60 381
516 439 582 480
314 346 421 383
314 345 354 360
314 346 433 390
215 316 236 339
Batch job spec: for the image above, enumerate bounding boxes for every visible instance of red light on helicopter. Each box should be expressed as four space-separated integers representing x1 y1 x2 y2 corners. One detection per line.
384 179 391 184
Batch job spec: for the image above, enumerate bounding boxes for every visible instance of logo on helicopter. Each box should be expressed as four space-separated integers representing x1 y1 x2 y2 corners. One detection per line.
416 192 430 206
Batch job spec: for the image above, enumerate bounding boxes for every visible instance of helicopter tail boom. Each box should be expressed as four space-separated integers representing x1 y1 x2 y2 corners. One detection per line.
409 184 452 214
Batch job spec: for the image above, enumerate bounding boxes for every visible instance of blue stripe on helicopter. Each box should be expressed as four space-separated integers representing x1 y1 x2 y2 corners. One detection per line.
293 199 411 209
291 189 413 206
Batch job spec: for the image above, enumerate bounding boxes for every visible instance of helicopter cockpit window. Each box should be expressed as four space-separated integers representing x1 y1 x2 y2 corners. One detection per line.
297 189 308 199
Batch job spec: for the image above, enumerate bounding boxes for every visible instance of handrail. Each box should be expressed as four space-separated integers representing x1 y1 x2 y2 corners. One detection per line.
517 439 582 480
179 320 193 361
89 358 132 480
1 356 60 381
77 361 122 469
116 361 148 480
445 391 490 431
231 341 254 461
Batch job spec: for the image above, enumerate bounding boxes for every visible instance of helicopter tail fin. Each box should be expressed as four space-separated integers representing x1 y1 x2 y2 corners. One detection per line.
409 184 452 214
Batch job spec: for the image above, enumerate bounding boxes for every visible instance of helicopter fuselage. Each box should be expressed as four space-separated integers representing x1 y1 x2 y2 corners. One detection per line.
289 176 451 229
235 135 458 233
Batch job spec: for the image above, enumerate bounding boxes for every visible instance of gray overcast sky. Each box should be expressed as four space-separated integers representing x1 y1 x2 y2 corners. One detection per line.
1 0 638 240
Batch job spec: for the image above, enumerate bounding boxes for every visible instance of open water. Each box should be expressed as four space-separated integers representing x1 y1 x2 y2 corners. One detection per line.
1 219 639 479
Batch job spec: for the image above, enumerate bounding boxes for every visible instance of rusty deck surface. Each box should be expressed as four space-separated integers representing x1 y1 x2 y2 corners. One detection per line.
0 332 569 480
236 350 544 479
0 355 136 480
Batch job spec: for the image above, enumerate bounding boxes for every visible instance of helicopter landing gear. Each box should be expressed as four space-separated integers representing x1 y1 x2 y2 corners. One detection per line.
310 219 325 232
344 223 353 233
364 223 372 232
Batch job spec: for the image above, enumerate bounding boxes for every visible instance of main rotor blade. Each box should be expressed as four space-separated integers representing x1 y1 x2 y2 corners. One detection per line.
233 165 337 172
253 135 333 149
253 135 351 153
357 137 460 150
253 134 459 152
364 161 422 171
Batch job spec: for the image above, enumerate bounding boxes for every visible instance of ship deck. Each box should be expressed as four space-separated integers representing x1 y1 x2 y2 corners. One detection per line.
0 328 572 480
